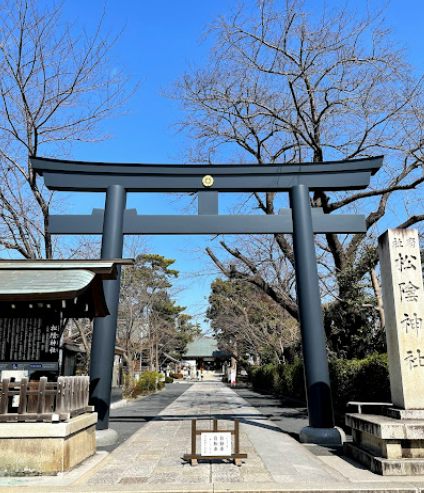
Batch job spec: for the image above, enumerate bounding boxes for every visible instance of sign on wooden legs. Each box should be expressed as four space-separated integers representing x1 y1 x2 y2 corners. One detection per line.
184 419 247 466
201 431 232 456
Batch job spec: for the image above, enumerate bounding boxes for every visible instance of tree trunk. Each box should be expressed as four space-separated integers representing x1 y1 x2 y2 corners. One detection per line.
371 268 385 330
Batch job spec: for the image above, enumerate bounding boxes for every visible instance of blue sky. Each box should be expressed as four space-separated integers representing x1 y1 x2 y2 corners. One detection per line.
50 0 424 330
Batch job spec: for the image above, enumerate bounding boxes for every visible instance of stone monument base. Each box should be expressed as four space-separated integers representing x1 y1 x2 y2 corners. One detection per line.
0 412 97 475
345 411 424 475
96 427 118 446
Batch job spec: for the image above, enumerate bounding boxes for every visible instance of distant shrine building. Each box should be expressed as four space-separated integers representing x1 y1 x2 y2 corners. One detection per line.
182 336 230 376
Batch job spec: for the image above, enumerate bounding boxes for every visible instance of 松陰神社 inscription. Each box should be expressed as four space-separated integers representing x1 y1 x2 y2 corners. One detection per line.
379 229 424 409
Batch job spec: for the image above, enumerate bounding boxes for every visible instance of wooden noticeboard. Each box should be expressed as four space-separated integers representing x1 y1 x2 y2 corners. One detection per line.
183 419 247 466
0 316 62 372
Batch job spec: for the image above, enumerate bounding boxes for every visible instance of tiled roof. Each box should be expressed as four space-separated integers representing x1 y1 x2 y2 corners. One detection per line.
184 336 230 358
0 259 133 277
0 259 134 317
0 269 95 298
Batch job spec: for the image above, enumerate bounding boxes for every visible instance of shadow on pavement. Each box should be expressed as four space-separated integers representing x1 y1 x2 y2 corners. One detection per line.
233 387 348 459
99 383 192 452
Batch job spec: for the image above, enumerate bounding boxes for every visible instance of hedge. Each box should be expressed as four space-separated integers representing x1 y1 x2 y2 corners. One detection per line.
249 353 390 415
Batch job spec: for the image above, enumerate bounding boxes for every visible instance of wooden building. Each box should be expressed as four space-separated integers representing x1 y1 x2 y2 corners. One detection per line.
0 259 131 379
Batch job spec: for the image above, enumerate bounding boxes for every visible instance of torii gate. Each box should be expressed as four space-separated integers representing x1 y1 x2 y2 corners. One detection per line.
32 155 382 444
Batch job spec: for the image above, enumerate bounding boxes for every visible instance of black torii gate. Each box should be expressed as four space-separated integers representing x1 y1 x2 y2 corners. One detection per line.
32 155 382 444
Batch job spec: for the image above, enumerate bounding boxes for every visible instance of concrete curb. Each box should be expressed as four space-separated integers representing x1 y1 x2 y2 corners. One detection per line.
110 398 129 409
110 387 170 410
0 480 423 492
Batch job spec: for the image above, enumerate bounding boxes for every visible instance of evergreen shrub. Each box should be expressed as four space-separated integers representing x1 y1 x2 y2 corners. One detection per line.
249 354 390 414
126 370 165 398
276 357 306 401
249 363 277 393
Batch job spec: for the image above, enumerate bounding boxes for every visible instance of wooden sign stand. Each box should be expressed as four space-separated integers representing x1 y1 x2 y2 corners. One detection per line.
183 419 247 466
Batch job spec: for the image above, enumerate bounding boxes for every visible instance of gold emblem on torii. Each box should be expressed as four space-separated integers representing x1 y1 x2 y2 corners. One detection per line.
202 175 214 187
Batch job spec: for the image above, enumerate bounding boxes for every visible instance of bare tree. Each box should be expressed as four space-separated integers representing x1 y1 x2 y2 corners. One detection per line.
0 0 130 258
207 276 299 366
177 0 424 356
117 263 148 378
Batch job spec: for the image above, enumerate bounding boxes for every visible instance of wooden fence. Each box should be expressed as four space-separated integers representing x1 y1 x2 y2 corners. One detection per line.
0 376 93 423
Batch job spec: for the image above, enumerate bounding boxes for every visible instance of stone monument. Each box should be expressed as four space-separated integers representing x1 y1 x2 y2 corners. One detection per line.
345 228 424 475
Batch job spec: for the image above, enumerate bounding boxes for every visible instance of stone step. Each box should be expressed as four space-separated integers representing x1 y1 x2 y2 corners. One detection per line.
345 442 424 476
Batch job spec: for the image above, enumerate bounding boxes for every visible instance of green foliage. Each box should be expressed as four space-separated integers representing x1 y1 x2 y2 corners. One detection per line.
249 359 306 401
278 358 306 401
332 354 386 407
137 371 164 393
330 353 390 413
165 376 174 383
125 371 165 398
323 249 386 359
136 254 179 290
249 354 390 414
248 364 278 394
329 358 362 410
172 314 201 360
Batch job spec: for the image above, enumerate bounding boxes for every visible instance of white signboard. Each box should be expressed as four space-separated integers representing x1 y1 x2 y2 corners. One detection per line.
200 432 232 456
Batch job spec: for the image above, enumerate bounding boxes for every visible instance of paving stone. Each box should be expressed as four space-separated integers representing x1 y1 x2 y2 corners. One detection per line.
119 476 148 484
146 472 184 483
154 465 189 474
157 457 187 467
96 466 130 475
240 466 270 475
86 473 122 485
240 473 273 482
135 448 165 455
122 464 157 475
211 475 241 483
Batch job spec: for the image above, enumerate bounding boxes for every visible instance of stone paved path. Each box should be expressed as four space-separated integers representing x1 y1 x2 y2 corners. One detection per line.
104 383 192 452
3 381 424 491
81 381 347 487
